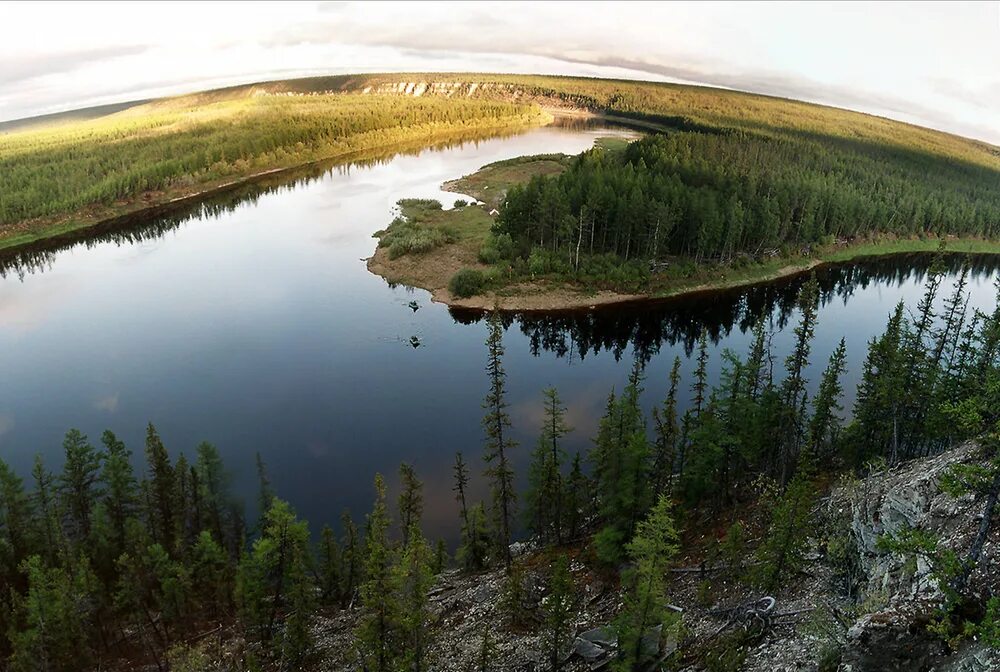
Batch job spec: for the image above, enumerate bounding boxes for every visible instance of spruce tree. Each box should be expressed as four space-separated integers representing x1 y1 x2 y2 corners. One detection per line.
394 524 433 672
613 495 680 672
317 524 342 606
543 554 575 671
340 510 362 607
808 338 848 461
482 311 517 570
526 387 571 544
235 498 313 652
59 428 102 542
99 430 137 556
145 424 176 552
397 463 424 548
357 474 399 672
778 275 819 482
457 502 491 572
563 452 587 541
651 356 682 497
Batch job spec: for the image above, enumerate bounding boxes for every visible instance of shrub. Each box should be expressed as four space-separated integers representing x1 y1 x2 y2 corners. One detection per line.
479 233 516 264
454 199 468 208
376 217 452 259
449 269 486 298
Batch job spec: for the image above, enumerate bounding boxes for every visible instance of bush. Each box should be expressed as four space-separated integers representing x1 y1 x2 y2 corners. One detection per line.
454 199 468 208
376 217 452 259
449 269 486 298
479 233 516 264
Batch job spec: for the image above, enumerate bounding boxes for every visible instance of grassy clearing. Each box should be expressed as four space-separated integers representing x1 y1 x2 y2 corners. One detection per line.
444 154 573 209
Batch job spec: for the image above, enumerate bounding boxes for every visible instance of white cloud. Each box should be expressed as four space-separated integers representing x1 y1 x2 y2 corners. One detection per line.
1 1 998 144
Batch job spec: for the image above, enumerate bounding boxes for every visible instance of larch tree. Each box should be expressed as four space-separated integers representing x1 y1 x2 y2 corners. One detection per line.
526 387 572 544
397 462 424 548
482 310 517 571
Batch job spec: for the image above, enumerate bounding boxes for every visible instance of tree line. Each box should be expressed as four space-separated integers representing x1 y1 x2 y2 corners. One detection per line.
0 256 997 670
494 134 1000 273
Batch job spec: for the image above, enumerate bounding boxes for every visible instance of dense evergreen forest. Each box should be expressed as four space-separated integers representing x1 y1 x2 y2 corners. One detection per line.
0 251 997 670
494 134 1000 270
0 93 540 241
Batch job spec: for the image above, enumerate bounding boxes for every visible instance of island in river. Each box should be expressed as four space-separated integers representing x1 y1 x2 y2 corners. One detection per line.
367 141 1000 311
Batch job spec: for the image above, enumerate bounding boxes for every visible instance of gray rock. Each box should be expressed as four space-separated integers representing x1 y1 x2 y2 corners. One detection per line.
579 626 616 648
571 636 608 662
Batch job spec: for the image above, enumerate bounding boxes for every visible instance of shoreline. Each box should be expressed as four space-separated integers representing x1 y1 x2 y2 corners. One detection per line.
0 112 552 256
368 238 1000 313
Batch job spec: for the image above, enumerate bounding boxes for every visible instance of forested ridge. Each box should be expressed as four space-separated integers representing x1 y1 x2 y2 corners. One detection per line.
1 253 998 670
0 93 542 245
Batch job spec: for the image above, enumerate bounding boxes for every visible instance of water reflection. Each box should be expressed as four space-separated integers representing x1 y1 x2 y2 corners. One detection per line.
452 253 1000 361
1 120 607 280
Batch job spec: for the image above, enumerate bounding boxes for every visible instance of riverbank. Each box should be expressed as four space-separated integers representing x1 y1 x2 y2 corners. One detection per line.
367 149 1000 311
371 230 1000 312
0 106 550 254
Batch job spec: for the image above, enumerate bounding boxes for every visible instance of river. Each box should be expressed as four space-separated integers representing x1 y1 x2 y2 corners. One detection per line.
1 120 997 544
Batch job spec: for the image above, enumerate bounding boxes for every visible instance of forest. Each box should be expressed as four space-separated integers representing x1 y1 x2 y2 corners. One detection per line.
0 249 998 671
0 93 542 246
492 134 1000 275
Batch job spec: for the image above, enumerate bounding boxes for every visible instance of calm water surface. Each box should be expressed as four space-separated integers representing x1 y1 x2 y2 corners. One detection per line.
1 122 998 544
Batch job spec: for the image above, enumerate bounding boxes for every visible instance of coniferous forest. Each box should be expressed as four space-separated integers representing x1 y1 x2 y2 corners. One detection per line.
1 252 997 670
495 134 1000 271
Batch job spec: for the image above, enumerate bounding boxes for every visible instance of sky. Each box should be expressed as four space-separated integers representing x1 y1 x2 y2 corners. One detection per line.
2 1 999 144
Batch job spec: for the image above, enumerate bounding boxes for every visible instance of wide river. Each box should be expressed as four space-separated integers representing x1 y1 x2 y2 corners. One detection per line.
1 121 998 544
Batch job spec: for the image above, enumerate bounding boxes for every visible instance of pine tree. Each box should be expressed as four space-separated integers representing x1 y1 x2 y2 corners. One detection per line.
357 474 399 672
526 387 571 544
482 311 517 570
543 554 575 671
397 463 424 548
613 495 681 672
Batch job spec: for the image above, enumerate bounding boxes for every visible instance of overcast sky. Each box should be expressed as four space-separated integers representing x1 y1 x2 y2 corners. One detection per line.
3 1 999 144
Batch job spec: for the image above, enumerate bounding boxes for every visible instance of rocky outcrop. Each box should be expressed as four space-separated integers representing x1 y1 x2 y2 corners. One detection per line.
836 442 1000 671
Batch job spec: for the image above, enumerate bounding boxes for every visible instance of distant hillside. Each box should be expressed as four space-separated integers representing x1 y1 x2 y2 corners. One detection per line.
130 73 1000 171
0 99 149 134
2 73 999 255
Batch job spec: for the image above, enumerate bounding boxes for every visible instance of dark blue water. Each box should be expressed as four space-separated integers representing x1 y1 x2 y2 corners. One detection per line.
1 122 997 545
